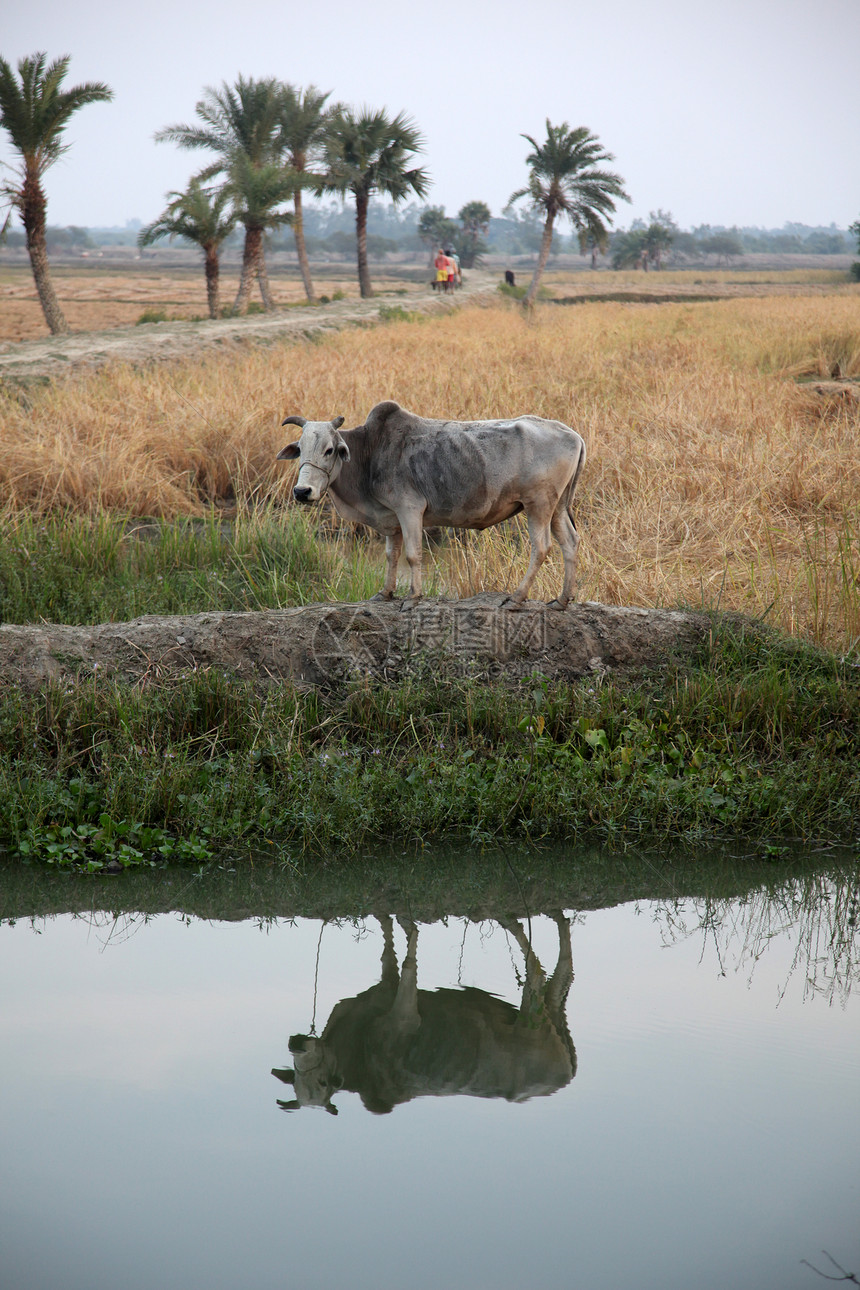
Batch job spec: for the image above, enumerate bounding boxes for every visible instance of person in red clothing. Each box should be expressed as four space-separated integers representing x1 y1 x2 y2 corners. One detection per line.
434 247 452 291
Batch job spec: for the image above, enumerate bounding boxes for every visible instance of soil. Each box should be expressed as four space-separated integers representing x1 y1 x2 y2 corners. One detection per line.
0 593 711 691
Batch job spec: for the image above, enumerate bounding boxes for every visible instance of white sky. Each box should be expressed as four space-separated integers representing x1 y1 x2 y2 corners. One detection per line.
2 0 859 232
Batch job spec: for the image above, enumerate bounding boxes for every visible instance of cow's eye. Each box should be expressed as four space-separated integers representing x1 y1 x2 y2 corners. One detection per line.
324 448 333 456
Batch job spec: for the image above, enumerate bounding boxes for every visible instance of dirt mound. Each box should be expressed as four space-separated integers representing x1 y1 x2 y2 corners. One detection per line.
0 594 710 690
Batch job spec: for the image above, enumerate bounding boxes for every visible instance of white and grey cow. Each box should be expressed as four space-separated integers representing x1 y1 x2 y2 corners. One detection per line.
272 914 575 1116
277 400 586 608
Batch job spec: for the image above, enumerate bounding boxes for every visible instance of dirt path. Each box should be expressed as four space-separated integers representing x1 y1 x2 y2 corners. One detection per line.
0 271 498 385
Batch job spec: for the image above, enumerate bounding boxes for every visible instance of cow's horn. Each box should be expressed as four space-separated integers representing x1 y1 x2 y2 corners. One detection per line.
282 415 307 428
331 415 345 430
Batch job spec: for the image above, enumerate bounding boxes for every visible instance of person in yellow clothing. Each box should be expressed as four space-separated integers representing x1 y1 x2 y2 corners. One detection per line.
434 247 451 291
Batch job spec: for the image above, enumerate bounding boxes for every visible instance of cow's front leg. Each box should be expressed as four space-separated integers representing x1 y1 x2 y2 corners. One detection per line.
370 532 403 601
399 509 426 604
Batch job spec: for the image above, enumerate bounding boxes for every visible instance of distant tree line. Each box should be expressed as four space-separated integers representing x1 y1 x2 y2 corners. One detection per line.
608 213 855 270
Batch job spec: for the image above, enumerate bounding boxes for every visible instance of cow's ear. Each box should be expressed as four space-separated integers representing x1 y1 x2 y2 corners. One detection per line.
325 1103 339 1116
277 1099 301 1112
271 1067 295 1085
337 442 350 462
331 415 345 430
277 443 301 461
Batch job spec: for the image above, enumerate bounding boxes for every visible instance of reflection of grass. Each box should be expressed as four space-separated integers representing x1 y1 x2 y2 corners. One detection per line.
1 616 858 866
659 872 860 1008
1 293 858 653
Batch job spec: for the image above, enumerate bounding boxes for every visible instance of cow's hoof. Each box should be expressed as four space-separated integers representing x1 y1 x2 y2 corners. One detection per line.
547 598 569 611
503 597 525 612
369 591 395 603
400 596 422 611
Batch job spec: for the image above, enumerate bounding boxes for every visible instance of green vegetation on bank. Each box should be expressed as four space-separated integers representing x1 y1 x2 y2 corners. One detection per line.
0 510 402 622
1 512 858 870
0 618 857 870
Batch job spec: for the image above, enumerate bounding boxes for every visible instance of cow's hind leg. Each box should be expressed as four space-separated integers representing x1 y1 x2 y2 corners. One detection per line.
547 506 580 610
507 511 552 609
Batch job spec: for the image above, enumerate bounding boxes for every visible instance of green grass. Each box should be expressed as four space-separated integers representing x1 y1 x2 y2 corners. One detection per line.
0 510 401 623
1 617 857 869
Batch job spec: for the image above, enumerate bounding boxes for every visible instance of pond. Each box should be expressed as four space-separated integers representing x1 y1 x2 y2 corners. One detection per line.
1 852 858 1290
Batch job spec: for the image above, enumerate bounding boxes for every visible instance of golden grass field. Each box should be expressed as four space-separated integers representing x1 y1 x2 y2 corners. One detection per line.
1 282 859 653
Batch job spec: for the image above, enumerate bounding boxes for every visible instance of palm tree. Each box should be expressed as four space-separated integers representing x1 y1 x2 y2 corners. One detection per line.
0 52 112 335
508 121 629 307
155 77 290 313
275 84 331 302
138 181 236 319
321 107 429 298
457 200 491 269
226 154 296 313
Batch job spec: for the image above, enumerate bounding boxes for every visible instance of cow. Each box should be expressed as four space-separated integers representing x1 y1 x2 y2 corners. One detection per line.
276 400 586 609
271 913 575 1116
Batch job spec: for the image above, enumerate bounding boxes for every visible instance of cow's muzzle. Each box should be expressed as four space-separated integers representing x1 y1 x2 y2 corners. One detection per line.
293 486 313 504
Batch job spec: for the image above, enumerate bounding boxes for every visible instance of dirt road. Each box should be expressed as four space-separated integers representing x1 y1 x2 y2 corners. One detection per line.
0 271 498 385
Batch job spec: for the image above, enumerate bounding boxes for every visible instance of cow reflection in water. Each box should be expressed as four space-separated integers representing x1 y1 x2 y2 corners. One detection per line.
272 914 575 1115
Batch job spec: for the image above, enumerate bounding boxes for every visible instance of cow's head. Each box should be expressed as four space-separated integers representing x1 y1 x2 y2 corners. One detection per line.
277 415 349 504
271 1033 343 1115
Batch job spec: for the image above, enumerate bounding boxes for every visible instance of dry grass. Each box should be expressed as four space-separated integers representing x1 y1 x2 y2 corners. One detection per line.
1 293 858 652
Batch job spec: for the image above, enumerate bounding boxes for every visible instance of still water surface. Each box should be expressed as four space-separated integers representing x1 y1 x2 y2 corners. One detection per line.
1 880 858 1290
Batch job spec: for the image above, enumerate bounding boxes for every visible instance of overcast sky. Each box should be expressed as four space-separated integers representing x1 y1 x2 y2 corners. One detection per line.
2 0 858 232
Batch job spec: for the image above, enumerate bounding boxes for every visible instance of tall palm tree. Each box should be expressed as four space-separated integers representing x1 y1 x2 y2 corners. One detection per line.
321 107 429 298
155 77 290 313
225 154 296 314
508 121 629 307
275 84 331 302
0 52 112 335
138 181 236 319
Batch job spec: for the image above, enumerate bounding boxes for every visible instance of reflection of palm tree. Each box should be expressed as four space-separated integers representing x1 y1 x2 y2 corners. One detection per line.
321 107 429 298
0 52 113 335
508 120 629 307
155 77 290 314
138 182 236 319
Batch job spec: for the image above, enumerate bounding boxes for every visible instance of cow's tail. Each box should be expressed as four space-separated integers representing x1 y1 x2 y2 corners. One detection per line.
565 435 587 526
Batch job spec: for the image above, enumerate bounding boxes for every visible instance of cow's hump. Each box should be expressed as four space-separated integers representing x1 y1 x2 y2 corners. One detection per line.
365 400 404 435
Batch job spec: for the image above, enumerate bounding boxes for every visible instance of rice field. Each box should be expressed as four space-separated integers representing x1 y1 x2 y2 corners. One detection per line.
1 290 858 654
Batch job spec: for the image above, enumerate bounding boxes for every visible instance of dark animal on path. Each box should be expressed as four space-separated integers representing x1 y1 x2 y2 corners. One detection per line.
505 269 515 286
277 400 586 608
272 914 575 1115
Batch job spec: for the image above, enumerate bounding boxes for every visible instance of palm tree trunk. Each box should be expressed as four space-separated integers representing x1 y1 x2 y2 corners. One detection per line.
256 246 275 311
204 244 220 319
355 190 373 299
524 212 556 307
232 224 262 314
22 171 68 335
293 189 316 302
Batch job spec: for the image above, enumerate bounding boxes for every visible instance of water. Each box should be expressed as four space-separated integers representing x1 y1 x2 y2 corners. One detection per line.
1 870 858 1290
